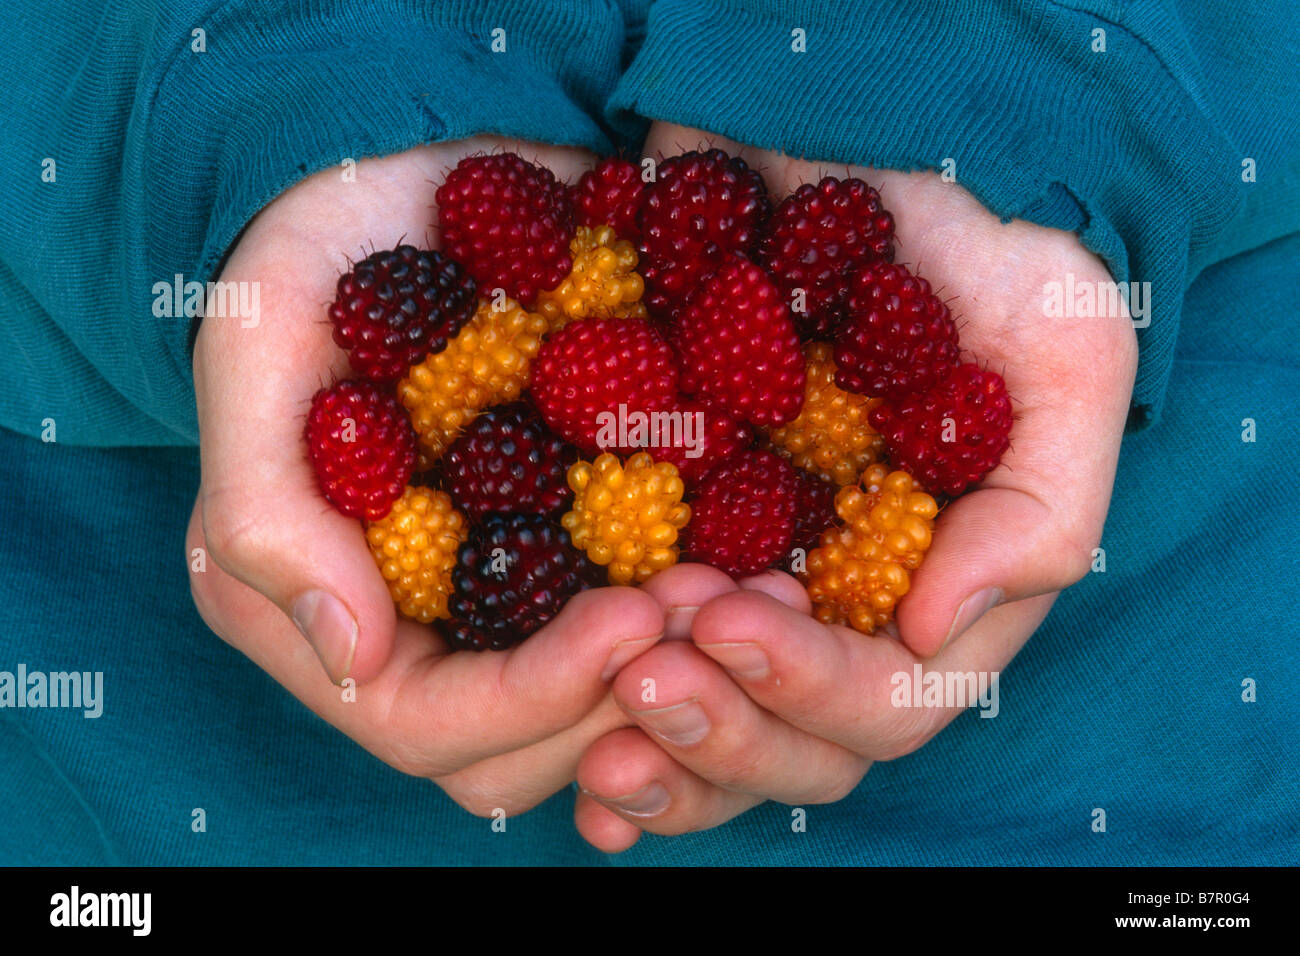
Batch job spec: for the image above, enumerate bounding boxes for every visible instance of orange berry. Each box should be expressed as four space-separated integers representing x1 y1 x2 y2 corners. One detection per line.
535 226 646 331
397 296 548 459
364 486 467 623
801 465 937 633
562 452 690 585
768 341 885 485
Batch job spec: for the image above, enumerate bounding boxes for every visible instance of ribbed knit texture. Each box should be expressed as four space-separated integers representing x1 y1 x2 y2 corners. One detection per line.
0 0 627 446
610 0 1300 428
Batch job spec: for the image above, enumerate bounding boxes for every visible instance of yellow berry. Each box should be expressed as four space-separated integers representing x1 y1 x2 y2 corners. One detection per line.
768 342 885 486
364 486 467 623
535 226 647 331
562 452 690 585
800 465 937 633
397 296 547 459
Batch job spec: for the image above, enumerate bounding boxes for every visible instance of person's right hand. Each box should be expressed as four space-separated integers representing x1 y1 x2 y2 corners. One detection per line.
187 139 665 815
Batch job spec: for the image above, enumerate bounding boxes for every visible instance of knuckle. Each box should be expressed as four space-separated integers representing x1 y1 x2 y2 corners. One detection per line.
379 738 455 780
200 492 268 575
874 723 934 762
1055 526 1099 588
873 738 925 764
786 663 845 726
707 746 768 791
573 585 663 639
436 771 536 818
804 766 866 805
653 817 704 837
187 565 218 623
185 508 220 623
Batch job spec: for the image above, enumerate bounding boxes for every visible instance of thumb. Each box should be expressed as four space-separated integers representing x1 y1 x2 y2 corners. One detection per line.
194 262 398 686
895 485 1095 658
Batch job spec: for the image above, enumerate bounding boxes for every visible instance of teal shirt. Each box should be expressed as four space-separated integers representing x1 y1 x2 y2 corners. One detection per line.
2 1 1297 864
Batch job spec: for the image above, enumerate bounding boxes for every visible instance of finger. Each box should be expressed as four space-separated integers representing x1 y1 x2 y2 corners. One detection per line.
638 562 740 639
433 693 632 817
690 588 1052 759
736 569 812 613
577 728 763 837
574 792 644 853
190 504 664 775
609 641 869 803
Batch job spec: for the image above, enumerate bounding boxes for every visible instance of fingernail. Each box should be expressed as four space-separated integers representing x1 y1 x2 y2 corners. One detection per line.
291 590 357 684
943 587 1002 650
601 633 661 681
594 782 671 818
663 605 699 640
697 642 770 680
633 700 710 747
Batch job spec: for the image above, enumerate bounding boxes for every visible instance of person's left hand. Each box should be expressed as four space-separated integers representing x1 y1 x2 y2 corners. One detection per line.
574 562 1041 851
572 124 1136 852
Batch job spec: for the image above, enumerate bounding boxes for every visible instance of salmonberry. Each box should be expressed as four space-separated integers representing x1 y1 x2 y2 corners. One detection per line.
531 318 679 454
671 257 805 427
441 403 577 521
328 246 477 383
802 466 938 633
445 512 598 651
364 486 467 622
534 226 646 331
835 261 959 400
305 380 415 520
767 342 885 486
562 452 690 585
869 362 1013 496
572 156 644 240
436 152 573 305
397 296 548 459
682 449 799 577
759 177 895 338
637 148 769 316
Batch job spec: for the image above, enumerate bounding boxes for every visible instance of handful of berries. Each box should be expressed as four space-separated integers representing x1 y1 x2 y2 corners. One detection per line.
305 149 1013 650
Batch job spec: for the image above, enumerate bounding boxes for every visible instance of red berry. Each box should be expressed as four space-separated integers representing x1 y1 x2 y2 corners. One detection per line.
305 380 416 520
759 177 895 338
328 246 477 383
671 257 805 427
834 261 959 399
444 512 599 651
435 153 573 306
637 148 770 316
572 156 644 240
531 318 679 454
648 397 754 485
868 363 1013 496
683 449 799 576
441 403 577 521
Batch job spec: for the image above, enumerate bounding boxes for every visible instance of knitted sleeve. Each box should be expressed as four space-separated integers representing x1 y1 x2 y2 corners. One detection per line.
0 0 626 445
609 0 1300 427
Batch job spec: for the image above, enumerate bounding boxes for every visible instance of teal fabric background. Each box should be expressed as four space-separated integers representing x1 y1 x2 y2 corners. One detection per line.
0 0 1296 864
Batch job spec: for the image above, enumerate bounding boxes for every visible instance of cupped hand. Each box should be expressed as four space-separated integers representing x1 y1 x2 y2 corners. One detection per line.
574 123 1138 851
187 139 664 815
